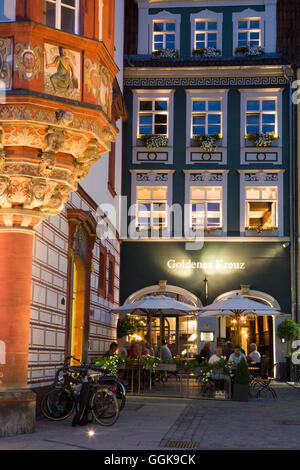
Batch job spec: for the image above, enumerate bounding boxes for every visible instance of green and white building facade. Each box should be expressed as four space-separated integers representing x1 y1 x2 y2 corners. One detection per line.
121 0 292 367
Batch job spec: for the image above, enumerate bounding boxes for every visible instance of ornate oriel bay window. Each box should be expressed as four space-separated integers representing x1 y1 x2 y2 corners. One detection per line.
239 170 284 236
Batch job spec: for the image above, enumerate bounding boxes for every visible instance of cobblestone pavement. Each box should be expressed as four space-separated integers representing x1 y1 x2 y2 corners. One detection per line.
0 383 299 450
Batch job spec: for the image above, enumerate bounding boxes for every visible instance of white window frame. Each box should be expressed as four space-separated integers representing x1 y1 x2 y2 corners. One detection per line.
233 9 265 55
137 97 169 137
190 10 223 55
132 90 175 147
239 89 283 148
44 0 80 34
239 170 284 237
136 186 169 230
245 186 278 231
130 170 175 238
186 89 228 147
190 186 223 231
98 0 103 41
137 10 180 55
152 19 177 52
0 0 16 22
184 170 228 237
236 18 262 48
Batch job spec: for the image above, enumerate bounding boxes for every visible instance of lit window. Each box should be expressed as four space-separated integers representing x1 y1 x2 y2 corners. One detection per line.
237 18 261 47
191 99 222 137
136 186 168 230
190 186 222 230
245 186 278 229
194 19 218 49
152 20 176 51
43 0 79 34
246 98 277 135
138 99 168 137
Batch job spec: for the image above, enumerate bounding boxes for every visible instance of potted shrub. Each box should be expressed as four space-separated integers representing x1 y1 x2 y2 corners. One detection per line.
117 315 143 339
277 319 300 381
232 357 250 402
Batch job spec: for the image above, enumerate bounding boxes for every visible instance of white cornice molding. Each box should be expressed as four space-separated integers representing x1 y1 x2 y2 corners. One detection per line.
124 65 286 80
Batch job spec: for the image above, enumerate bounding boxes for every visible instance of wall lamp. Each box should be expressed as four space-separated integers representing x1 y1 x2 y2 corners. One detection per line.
282 242 290 248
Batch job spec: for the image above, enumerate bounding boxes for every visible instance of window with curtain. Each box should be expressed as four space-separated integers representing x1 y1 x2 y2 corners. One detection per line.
245 186 278 229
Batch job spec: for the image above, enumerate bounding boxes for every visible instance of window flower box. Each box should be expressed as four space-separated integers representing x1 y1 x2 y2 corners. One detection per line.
138 134 168 149
245 132 279 148
192 47 221 58
235 45 265 57
245 226 278 237
193 133 221 152
152 48 179 58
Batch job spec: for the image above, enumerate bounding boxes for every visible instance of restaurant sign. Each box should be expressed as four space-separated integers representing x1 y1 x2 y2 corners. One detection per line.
167 259 246 271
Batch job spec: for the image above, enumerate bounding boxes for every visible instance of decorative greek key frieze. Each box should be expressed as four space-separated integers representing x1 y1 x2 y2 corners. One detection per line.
244 172 278 182
125 75 288 88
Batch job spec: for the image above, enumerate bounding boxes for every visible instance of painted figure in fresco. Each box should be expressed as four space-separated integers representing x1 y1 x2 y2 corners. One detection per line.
15 43 42 81
24 179 47 209
46 46 78 96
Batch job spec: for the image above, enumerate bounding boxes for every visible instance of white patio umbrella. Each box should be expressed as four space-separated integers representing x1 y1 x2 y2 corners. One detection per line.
112 295 200 349
198 293 281 344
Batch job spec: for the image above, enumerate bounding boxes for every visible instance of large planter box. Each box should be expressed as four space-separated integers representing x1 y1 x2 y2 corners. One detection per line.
232 384 249 402
155 364 177 371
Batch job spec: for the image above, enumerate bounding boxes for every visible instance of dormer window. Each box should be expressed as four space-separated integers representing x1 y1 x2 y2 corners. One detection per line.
194 20 218 50
152 20 176 51
237 18 261 48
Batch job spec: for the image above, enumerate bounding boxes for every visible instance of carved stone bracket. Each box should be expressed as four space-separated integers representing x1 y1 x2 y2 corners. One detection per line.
43 126 66 153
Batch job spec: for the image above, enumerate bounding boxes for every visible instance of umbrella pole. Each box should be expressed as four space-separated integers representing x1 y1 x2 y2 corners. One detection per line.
160 312 164 359
147 312 152 351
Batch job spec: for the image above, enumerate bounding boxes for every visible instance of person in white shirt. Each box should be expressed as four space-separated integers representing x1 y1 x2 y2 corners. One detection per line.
161 340 172 360
247 343 261 363
208 347 222 364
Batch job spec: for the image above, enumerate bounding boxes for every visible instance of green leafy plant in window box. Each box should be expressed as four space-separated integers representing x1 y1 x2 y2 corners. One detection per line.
235 45 265 56
248 224 277 235
152 48 179 58
192 47 221 58
245 132 279 147
138 134 168 149
193 133 221 152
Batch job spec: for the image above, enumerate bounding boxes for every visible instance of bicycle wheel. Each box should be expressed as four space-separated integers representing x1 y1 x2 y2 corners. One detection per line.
117 383 126 411
41 387 75 421
90 389 119 426
257 384 277 400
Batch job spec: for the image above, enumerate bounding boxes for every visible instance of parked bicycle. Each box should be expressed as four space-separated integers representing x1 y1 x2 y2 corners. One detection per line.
41 356 120 426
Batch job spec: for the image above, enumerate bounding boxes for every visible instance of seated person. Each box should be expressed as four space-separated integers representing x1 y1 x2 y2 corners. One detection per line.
247 343 261 364
199 341 212 361
104 341 118 357
228 345 247 368
208 347 222 364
